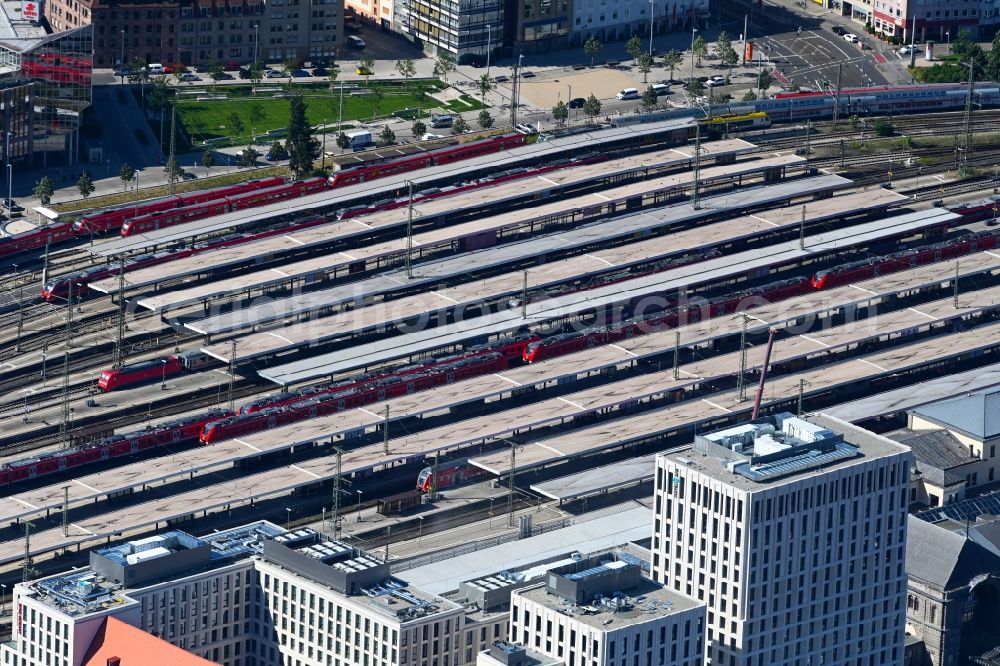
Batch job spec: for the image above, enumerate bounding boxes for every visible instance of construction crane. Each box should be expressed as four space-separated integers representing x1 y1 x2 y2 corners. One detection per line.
750 328 777 420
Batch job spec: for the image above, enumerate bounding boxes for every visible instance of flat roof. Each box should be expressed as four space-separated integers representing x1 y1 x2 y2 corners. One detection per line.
3 316 999 565
825 361 1000 423
530 455 656 501
128 153 806 313
399 507 655 595
657 413 908 492
250 201 951 383
91 143 747 295
91 120 703 257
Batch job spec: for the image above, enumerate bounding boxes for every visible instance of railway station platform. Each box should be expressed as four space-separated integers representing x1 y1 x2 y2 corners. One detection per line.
529 455 656 503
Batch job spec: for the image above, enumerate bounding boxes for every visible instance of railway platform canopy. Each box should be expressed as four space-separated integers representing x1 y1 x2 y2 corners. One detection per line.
247 201 953 384
90 120 707 258
123 153 805 313
825 361 1000 424
179 155 808 334
529 455 657 502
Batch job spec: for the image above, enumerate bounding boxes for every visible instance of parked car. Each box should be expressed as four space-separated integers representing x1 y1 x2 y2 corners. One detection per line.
265 69 284 78
830 25 847 36
568 97 586 109
520 70 536 78
421 133 445 141
514 123 538 135
212 71 234 80
347 35 366 49
112 66 130 77
291 69 310 78
178 72 200 82
239 67 251 79
430 114 454 128
616 88 640 100
706 75 726 86
312 66 329 77
494 75 509 83
844 33 859 43
898 45 921 55
356 65 373 76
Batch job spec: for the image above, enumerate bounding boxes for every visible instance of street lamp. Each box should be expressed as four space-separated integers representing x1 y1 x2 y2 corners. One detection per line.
945 31 950 51
486 24 492 74
690 28 699 85
285 507 292 529
356 490 363 522
649 0 655 56
6 130 13 214
160 358 167 390
417 515 424 545
254 24 260 66
120 30 125 78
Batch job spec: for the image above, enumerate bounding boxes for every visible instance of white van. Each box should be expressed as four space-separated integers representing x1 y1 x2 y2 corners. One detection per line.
651 83 670 97
616 88 640 100
147 63 166 75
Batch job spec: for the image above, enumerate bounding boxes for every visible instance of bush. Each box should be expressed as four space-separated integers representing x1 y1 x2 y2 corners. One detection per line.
873 119 894 137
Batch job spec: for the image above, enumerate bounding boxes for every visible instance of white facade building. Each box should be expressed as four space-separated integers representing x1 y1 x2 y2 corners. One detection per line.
570 0 707 46
651 412 912 666
509 553 704 666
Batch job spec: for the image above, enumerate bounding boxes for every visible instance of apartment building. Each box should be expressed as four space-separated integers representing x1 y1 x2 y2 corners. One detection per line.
651 412 912 666
509 552 705 666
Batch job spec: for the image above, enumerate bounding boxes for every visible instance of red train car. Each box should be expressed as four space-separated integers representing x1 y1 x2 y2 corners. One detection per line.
0 222 76 260
97 356 184 391
415 459 489 492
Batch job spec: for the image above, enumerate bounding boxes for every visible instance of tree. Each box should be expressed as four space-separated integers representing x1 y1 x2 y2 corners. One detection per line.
228 111 245 140
119 163 136 191
552 100 568 124
148 77 170 111
286 93 320 177
584 36 603 68
637 53 654 83
988 31 1000 81
452 117 470 134
336 132 351 152
757 69 773 95
873 119 894 137
202 149 215 175
283 57 299 81
477 73 494 105
626 34 644 62
718 31 739 71
238 145 260 167
127 58 148 85
76 171 95 199
370 84 384 118
692 35 708 67
164 155 182 182
583 93 602 120
359 53 376 85
662 49 683 82
249 62 264 89
327 66 339 89
433 52 457 83
377 124 396 147
268 140 289 160
477 109 494 129
741 90 758 102
248 102 265 139
209 59 225 88
412 119 426 137
716 31 732 60
686 79 705 97
641 85 658 113
395 58 416 89
952 29 983 66
34 176 54 205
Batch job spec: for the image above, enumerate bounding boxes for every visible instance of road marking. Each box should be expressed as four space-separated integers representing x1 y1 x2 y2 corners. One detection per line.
850 284 878 295
494 373 522 386
586 253 615 267
538 176 559 186
987 251 1000 260
592 192 611 201
235 438 261 452
858 359 888 372
285 236 305 246
73 479 100 493
292 464 322 479
908 307 937 319
749 213 777 227
358 407 383 419
537 442 565 456
671 148 692 158
266 331 293 344
13 497 38 510
353 220 373 229
702 398 732 413
559 396 585 410
339 251 357 260
432 291 460 304
679 369 699 378
745 313 770 325
609 344 638 357
800 334 830 348
71 523 96 535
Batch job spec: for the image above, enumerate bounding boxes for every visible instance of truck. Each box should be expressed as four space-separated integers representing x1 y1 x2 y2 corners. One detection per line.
346 129 372 150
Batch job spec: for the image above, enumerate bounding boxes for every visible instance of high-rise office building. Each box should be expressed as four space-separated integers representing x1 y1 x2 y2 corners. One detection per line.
651 412 912 666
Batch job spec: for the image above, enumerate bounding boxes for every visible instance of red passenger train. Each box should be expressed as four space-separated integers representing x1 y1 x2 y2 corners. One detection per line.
810 231 1000 289
0 409 233 486
120 177 328 236
415 460 489 492
328 133 531 188
72 176 285 235
97 357 186 391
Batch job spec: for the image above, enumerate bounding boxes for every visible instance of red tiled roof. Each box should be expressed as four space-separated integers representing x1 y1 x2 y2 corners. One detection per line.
81 617 220 666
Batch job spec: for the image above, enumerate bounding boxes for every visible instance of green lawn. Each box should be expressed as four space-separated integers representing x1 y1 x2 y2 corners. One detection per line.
173 81 454 145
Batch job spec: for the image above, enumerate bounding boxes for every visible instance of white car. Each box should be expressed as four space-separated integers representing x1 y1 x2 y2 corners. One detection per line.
844 33 859 43
898 45 920 55
705 75 726 87
178 72 200 81
421 133 445 141
265 69 285 78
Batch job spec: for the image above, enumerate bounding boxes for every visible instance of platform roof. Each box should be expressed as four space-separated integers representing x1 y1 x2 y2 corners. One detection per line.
530 455 657 501
250 201 953 383
91 120 705 257
90 143 749 295
128 154 807 313
825 361 1000 423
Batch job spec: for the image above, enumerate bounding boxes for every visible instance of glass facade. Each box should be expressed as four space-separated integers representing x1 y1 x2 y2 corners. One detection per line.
0 24 93 164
